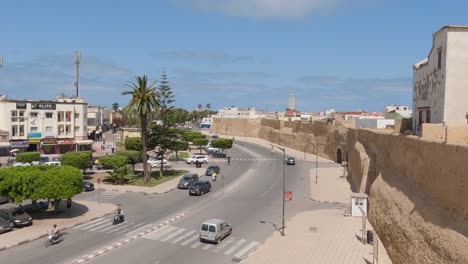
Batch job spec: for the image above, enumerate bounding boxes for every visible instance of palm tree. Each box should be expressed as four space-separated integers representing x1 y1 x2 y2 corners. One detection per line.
197 104 202 110
108 165 133 185
206 104 211 110
122 75 159 184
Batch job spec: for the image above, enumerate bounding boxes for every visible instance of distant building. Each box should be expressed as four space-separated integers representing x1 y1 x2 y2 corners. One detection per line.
289 93 295 110
413 25 468 134
87 105 113 140
216 107 257 119
200 117 213 129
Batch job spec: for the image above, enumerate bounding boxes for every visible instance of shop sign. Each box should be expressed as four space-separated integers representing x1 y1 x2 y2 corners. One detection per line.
28 132 42 138
42 138 58 145
16 103 27 109
58 139 75 145
28 138 41 143
31 103 56 110
11 141 29 147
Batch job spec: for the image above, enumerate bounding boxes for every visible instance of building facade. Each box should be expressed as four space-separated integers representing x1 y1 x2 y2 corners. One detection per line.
0 96 90 155
217 107 257 119
413 25 468 134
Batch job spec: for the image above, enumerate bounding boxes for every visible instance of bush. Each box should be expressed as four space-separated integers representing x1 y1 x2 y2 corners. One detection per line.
124 137 142 151
15 152 40 163
115 150 141 168
98 155 128 169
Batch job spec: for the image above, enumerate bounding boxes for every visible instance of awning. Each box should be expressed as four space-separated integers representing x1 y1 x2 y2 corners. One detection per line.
0 142 10 147
75 140 94 145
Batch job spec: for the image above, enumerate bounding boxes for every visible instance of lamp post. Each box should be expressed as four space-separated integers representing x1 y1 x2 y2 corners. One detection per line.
315 137 319 183
271 144 286 236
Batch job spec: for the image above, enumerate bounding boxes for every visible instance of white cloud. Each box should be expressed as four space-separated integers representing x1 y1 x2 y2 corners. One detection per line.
174 0 354 19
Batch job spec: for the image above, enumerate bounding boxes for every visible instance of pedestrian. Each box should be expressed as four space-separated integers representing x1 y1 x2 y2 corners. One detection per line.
227 156 231 165
66 198 72 216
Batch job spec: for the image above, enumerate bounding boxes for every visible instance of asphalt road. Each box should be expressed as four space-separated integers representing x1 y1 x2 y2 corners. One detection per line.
0 141 339 264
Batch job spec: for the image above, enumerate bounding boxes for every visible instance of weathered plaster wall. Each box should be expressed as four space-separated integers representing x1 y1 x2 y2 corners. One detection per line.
347 129 468 264
446 30 468 124
413 30 447 132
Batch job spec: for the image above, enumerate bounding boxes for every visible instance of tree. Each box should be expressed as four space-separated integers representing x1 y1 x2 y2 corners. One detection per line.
192 138 209 153
124 137 142 151
115 150 141 169
98 155 128 170
0 166 82 212
156 69 175 126
148 124 178 177
197 104 202 110
206 104 211 111
107 165 133 185
122 75 159 184
182 132 205 142
210 138 233 155
112 102 120 111
60 151 92 174
16 152 40 164
168 140 189 161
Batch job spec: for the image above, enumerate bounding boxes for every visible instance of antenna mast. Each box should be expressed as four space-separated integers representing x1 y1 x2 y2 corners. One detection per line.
74 50 80 97
0 54 3 68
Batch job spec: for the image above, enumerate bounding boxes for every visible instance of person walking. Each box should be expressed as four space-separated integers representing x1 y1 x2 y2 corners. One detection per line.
66 198 72 216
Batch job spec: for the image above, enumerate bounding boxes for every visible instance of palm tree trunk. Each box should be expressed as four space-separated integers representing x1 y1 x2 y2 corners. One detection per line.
141 113 150 184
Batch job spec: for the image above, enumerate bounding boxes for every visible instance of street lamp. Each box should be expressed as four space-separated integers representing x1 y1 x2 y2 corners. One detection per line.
271 144 286 236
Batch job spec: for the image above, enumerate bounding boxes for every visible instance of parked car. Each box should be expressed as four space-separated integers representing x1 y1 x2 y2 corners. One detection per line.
0 207 33 227
189 180 212 196
210 150 226 158
32 156 50 165
97 164 113 170
0 216 13 234
286 157 295 165
44 161 61 166
178 173 199 189
82 181 95 192
199 218 232 244
13 162 30 167
186 155 208 164
205 165 220 176
148 158 163 166
211 134 219 138
0 196 12 204
150 159 171 168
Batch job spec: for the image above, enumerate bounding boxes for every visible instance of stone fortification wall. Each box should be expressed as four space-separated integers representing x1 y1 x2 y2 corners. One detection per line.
347 129 468 264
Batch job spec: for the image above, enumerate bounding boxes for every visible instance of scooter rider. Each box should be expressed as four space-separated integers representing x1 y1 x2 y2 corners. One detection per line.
115 207 124 221
48 224 60 241
212 172 217 182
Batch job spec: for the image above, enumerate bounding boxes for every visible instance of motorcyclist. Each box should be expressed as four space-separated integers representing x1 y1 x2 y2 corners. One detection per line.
212 172 217 181
48 224 60 241
115 207 124 221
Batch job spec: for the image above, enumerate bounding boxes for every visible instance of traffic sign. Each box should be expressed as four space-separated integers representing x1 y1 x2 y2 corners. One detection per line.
284 191 292 202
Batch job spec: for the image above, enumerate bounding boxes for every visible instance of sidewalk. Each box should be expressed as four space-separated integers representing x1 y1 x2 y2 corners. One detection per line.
0 200 116 251
205 131 393 264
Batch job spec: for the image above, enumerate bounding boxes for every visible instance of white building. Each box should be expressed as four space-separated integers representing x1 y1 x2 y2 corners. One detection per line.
413 25 468 134
384 105 412 119
0 95 91 155
217 107 257 119
87 106 113 140
355 117 395 129
200 117 213 129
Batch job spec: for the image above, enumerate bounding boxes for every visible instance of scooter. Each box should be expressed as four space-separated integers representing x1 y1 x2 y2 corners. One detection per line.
44 232 63 247
113 213 125 225
212 174 217 182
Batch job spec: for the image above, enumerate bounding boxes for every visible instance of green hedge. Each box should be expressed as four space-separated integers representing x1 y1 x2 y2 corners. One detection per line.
15 152 40 163
98 155 128 169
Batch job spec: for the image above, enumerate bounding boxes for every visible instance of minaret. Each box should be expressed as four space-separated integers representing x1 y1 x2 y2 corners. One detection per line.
289 93 295 110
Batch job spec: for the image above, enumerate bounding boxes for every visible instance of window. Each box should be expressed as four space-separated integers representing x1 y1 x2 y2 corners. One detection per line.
208 225 216 232
45 126 53 132
201 224 208 231
75 126 80 131
58 112 64 122
66 112 72 122
437 48 442 69
11 126 18 137
1 135 7 140
11 111 17 122
31 127 38 132
19 125 25 136
19 111 24 117
74 113 79 119
58 125 65 136
45 113 53 118
11 111 17 117
426 110 431 123
30 112 38 118
66 125 71 134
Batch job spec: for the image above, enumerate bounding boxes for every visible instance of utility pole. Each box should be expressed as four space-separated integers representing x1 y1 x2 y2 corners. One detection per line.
315 136 319 184
74 51 80 97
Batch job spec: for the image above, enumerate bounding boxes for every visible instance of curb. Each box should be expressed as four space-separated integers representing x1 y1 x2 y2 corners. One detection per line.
71 211 190 264
96 187 176 195
0 211 115 252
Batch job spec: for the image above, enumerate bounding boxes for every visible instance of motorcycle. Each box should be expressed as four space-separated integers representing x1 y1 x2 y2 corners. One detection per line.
113 213 124 225
44 232 63 247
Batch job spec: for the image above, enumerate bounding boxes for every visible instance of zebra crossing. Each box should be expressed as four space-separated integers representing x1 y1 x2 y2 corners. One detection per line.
142 225 259 259
82 190 123 202
72 217 153 235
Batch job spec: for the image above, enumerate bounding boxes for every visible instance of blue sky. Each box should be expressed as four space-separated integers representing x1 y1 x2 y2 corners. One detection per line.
0 0 467 112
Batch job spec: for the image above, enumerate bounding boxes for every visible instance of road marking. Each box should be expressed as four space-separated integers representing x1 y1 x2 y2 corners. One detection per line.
73 218 106 229
202 244 213 250
80 219 109 230
213 237 236 253
123 223 153 236
145 226 177 240
234 241 259 258
180 234 199 246
160 228 187 242
190 241 202 248
171 230 196 244
89 221 114 232
224 239 246 255
108 222 132 233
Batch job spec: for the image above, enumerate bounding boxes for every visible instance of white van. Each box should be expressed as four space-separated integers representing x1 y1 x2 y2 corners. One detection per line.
199 218 232 244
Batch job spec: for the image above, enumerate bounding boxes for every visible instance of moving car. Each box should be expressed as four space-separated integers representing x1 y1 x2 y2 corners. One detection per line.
178 173 199 189
186 155 208 164
13 162 30 167
0 216 13 234
286 157 295 165
189 180 212 196
82 181 95 192
32 156 50 165
0 207 33 227
205 165 220 176
199 218 232 244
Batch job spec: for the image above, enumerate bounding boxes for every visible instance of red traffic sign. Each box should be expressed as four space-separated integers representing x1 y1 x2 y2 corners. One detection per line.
284 191 292 202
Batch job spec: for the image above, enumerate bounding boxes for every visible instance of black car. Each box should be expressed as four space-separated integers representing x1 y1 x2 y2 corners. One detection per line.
286 157 295 165
178 173 199 189
0 216 13 234
0 207 33 227
205 165 220 176
212 134 219 138
82 181 95 191
189 180 212 196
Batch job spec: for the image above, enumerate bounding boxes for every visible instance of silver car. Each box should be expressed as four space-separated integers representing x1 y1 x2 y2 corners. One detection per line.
199 219 232 244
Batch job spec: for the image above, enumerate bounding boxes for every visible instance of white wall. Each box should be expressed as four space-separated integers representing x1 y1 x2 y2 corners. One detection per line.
356 118 394 129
